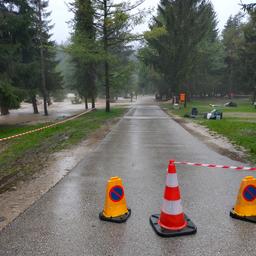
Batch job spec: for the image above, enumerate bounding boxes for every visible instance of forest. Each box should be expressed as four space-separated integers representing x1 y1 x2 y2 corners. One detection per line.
0 0 256 116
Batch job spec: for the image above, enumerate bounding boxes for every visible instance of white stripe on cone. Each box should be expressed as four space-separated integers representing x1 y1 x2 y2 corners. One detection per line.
162 199 183 215
166 173 179 188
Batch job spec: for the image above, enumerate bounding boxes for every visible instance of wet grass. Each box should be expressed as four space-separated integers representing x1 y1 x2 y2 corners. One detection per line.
0 108 126 181
162 98 256 116
161 98 256 163
199 119 256 161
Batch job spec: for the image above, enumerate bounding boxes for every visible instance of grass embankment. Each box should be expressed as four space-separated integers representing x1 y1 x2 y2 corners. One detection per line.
0 108 126 183
161 98 256 163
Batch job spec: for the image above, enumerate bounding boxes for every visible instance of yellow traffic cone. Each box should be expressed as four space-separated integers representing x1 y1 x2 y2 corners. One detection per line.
99 177 131 223
230 176 256 223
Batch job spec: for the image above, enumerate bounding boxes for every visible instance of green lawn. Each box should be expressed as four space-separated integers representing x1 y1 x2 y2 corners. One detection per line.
162 98 256 116
161 98 256 163
0 108 126 181
199 118 256 156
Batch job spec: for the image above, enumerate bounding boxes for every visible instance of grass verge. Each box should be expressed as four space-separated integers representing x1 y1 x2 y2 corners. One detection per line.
0 108 126 184
161 99 256 163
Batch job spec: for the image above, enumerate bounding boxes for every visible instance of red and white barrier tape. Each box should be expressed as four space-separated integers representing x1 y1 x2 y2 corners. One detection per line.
175 161 256 171
0 109 94 143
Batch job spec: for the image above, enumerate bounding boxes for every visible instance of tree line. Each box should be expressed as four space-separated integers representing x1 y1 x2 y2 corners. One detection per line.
67 0 144 112
138 0 256 103
0 0 143 116
0 0 62 116
1 0 255 116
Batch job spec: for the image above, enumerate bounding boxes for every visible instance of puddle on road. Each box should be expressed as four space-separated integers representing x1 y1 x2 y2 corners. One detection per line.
0 140 94 231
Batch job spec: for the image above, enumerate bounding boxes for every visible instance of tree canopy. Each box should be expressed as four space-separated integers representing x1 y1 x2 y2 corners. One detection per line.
1 0 256 116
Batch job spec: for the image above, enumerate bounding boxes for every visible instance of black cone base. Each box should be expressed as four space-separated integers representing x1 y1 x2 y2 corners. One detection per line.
230 209 256 224
99 209 131 223
150 214 197 237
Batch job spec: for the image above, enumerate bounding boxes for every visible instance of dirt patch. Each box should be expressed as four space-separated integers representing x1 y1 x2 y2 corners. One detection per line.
0 118 120 231
0 133 70 189
164 110 248 163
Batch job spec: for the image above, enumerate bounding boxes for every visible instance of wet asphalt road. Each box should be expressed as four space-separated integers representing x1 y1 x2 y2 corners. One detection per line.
0 96 255 256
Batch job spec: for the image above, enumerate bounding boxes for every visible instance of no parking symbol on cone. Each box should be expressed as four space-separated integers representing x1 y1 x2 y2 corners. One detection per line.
230 176 256 223
99 177 131 223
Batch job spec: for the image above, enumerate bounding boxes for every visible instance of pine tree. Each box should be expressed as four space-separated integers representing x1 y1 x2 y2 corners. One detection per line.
30 0 63 115
0 0 33 115
190 4 225 97
222 13 245 96
143 0 216 97
93 0 144 112
69 0 97 109
32 0 48 115
242 3 256 12
69 0 144 112
241 7 256 102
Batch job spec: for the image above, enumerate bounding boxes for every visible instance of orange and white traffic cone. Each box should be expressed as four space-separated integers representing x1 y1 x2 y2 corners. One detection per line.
150 160 197 237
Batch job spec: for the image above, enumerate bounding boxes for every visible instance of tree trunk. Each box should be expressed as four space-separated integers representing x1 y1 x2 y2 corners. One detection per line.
85 97 88 110
91 96 95 109
0 106 9 115
32 95 39 114
38 0 48 116
43 95 48 115
105 61 110 112
41 56 48 116
253 87 256 105
90 79 96 109
104 0 110 113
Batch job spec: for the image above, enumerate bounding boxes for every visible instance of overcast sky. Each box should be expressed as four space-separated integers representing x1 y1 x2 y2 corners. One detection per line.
48 0 252 44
